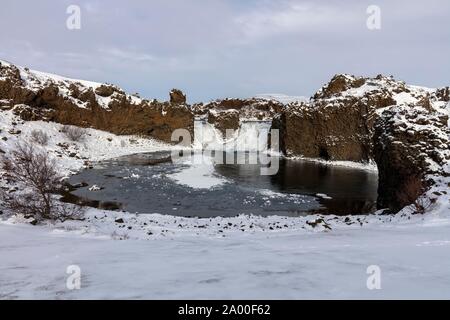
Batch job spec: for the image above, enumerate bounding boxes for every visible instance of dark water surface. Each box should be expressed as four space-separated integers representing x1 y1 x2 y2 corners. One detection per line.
63 151 378 217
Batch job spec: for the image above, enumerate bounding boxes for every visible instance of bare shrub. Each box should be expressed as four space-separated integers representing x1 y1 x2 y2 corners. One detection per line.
396 174 432 214
414 196 435 214
30 129 49 146
61 125 86 142
0 142 83 222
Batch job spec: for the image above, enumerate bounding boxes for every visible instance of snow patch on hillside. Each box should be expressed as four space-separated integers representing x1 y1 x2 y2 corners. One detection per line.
255 93 309 104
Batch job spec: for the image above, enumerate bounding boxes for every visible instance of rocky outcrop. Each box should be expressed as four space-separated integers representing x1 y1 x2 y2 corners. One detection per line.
44 101 193 142
207 110 240 136
373 106 450 212
275 75 396 161
95 84 120 97
313 74 366 100
275 74 448 164
276 99 374 161
0 61 193 143
193 98 284 119
435 87 450 102
274 74 449 212
169 89 187 105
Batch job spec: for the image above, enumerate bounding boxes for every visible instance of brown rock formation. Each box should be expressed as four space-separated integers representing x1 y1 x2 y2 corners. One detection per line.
275 74 448 163
313 74 366 100
169 89 187 105
373 106 450 212
95 84 120 97
0 62 193 143
207 110 240 136
276 99 374 161
44 101 193 142
435 87 450 102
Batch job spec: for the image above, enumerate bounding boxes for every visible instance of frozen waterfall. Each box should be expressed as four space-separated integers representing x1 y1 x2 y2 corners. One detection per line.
193 118 273 152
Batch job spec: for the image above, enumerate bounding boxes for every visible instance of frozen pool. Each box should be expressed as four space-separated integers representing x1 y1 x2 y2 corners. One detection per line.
62 151 378 217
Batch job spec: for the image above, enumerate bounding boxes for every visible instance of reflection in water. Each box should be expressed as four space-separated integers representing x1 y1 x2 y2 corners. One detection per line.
215 155 378 215
63 151 378 217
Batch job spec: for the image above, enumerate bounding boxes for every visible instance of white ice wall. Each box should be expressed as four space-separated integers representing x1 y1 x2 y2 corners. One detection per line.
193 118 272 152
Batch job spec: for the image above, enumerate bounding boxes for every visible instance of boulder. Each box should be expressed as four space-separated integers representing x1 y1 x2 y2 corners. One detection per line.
435 87 450 102
95 84 116 97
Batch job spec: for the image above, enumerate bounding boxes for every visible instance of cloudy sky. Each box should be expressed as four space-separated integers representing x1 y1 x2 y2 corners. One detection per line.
0 0 449 102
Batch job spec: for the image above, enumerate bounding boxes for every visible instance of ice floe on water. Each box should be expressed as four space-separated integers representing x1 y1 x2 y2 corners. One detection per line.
168 153 228 189
316 193 333 200
256 189 312 206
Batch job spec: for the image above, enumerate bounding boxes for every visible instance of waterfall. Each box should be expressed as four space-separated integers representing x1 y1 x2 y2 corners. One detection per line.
193 118 224 150
193 118 272 152
234 121 272 152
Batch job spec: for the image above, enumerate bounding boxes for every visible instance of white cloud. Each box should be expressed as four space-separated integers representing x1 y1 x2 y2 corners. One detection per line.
0 0 449 102
97 47 155 62
235 1 358 42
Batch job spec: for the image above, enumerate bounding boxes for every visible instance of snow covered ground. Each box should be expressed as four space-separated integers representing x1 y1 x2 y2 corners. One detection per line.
0 110 173 177
1 110 450 299
1 212 450 299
